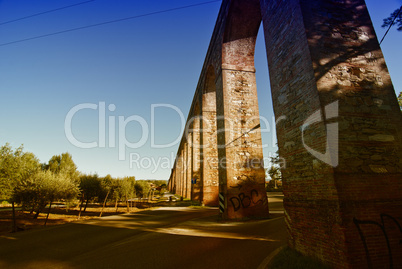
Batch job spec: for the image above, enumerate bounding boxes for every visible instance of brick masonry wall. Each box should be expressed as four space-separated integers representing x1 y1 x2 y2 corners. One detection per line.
217 0 270 220
262 0 402 267
167 0 402 267
191 105 202 201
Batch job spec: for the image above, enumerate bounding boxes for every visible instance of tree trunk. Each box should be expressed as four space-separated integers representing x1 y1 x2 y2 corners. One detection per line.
84 199 89 212
11 202 17 233
78 193 85 219
126 194 130 213
115 198 118 213
44 201 53 226
33 207 40 219
30 203 35 215
99 189 110 217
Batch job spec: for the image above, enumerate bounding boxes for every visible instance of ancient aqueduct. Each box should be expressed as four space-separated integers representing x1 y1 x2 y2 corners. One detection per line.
167 0 402 268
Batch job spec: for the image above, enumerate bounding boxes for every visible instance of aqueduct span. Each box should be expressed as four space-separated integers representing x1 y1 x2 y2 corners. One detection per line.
167 0 402 268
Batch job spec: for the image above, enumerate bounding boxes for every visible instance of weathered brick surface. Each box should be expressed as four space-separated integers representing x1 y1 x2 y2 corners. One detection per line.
191 106 202 201
201 67 220 206
217 0 269 220
168 0 402 267
186 139 192 199
219 68 269 219
262 0 402 268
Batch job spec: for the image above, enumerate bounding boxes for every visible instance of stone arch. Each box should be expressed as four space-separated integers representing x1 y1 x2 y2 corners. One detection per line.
222 0 261 71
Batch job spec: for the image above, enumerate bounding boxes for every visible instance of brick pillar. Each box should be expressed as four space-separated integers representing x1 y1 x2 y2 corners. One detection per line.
186 137 192 199
217 67 269 219
218 0 269 220
168 170 172 193
182 149 186 198
192 113 202 201
179 151 184 197
171 169 176 193
261 0 402 267
183 143 188 198
201 66 219 206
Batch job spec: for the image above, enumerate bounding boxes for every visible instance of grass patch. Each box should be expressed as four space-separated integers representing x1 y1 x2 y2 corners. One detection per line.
268 247 331 269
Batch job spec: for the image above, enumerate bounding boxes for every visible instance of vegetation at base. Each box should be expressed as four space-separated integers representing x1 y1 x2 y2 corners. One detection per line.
0 143 167 231
268 247 331 269
266 151 284 192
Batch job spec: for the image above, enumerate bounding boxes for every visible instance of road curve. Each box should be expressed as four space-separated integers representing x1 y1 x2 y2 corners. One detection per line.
0 207 287 269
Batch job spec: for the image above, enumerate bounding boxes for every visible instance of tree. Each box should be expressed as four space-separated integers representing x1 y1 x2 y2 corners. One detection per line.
398 92 402 111
99 174 113 217
268 166 281 181
267 166 281 189
0 144 24 200
0 144 42 231
12 170 79 220
382 6 402 32
0 145 41 201
112 177 136 212
79 174 102 213
265 151 284 191
45 153 79 183
134 180 150 198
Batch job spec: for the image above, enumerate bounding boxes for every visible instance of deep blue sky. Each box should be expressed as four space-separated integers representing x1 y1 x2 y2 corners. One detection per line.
0 0 401 180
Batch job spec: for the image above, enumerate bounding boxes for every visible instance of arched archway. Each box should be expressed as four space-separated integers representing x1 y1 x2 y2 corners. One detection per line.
217 0 402 267
169 0 402 267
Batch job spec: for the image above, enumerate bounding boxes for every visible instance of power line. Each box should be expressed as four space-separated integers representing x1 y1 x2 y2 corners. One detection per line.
0 0 95 26
380 5 402 45
0 0 221 47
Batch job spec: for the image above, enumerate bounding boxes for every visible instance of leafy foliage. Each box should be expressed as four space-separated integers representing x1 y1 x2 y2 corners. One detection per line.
398 92 402 111
79 174 102 210
113 177 136 201
134 180 151 198
0 144 41 200
45 152 79 183
0 143 162 219
12 170 79 217
268 166 281 181
266 151 283 191
382 7 402 31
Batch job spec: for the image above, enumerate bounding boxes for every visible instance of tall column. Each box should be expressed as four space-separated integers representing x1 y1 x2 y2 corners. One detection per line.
177 152 182 197
218 0 269 220
180 149 185 197
201 66 219 206
186 135 193 199
261 0 402 267
168 171 172 193
217 68 269 219
183 142 189 199
171 169 176 193
192 112 202 202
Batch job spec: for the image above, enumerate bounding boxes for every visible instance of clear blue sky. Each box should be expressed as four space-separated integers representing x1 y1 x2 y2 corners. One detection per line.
0 0 401 180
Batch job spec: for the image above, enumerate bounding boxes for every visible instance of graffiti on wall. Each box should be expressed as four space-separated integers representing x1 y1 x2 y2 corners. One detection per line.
228 174 266 212
354 214 402 269
229 189 263 211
